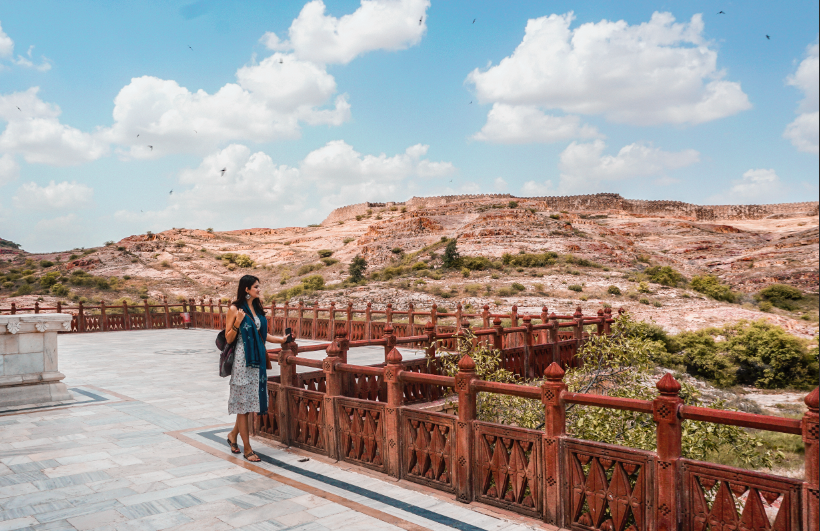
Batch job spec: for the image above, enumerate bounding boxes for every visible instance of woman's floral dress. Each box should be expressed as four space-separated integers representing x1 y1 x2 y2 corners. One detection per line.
228 314 261 414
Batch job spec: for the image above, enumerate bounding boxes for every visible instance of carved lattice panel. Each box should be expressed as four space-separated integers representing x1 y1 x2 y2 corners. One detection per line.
298 371 327 393
349 372 384 402
336 398 386 473
288 389 326 454
254 383 281 440
474 422 542 517
501 347 526 377
401 409 456 493
680 460 803 531
563 439 653 531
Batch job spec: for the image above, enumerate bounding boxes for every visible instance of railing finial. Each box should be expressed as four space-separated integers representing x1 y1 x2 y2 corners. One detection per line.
386 347 403 365
458 354 476 372
806 387 819 411
656 372 681 396
544 362 565 381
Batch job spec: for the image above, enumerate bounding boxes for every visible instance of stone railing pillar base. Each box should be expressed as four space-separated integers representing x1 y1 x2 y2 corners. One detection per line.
1 314 72 407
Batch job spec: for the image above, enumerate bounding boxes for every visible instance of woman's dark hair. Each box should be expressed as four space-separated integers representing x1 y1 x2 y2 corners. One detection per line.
232 274 265 315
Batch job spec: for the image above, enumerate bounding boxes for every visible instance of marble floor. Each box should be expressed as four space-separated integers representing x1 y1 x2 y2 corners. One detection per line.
0 330 545 531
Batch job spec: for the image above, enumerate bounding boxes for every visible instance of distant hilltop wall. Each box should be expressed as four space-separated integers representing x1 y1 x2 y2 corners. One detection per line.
321 192 819 224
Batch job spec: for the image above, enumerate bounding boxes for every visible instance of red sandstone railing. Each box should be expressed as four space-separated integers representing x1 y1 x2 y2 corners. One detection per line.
252 329 819 531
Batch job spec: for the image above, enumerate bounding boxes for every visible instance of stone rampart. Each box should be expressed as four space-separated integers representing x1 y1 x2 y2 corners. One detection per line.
321 193 818 224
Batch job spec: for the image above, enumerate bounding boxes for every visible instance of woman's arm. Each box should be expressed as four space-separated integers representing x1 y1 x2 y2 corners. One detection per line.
225 305 245 343
266 334 286 344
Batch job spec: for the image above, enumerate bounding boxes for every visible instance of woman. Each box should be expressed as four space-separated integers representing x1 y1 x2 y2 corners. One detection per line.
225 274 288 462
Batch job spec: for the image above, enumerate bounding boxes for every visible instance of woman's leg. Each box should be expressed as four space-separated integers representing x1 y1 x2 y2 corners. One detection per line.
229 416 240 446
236 413 260 460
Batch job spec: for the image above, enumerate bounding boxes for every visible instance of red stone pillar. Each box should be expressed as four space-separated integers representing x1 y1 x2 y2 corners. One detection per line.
382 324 396 363
323 336 344 461
424 321 437 359
328 301 336 340
164 297 171 328
386 303 393 326
297 301 304 339
77 301 84 332
100 301 107 332
431 303 438 333
455 302 462 331
10 302 16 315
384 347 404 478
542 362 567 527
278 340 298 446
492 317 503 353
312 303 319 339
803 387 819 531
523 315 533 379
56 301 62 314
596 309 605 336
365 302 372 340
603 307 612 334
346 302 353 337
408 302 415 330
540 306 549 344
144 299 152 330
454 354 477 503
123 301 130 331
482 304 490 329
34 301 40 314
653 373 683 531
549 312 559 365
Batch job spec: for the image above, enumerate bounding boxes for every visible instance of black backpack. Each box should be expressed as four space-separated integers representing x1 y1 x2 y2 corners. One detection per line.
216 330 236 377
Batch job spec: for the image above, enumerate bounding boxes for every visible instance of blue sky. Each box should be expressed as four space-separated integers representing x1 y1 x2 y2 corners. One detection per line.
0 0 817 252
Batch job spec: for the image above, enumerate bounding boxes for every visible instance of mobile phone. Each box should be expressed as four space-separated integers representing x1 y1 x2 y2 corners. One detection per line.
284 327 293 343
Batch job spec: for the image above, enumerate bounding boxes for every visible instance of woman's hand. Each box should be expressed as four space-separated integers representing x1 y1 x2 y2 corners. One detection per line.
235 308 246 327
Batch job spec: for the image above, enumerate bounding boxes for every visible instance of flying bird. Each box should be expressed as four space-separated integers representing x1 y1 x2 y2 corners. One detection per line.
148 145 153 151
419 16 423 25
469 101 472 104
188 45 193 50
169 190 173 195
279 57 283 64
194 130 197 134
136 134 139 138
717 11 725 14
766 35 770 39
473 19 476 24
221 167 226 176
16 106 21 111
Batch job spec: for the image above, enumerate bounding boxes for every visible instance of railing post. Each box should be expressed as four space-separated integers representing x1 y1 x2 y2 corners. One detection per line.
382 324 396 363
312 303 319 340
492 317 503 352
542 362 567 527
803 388 819 531
10 302 15 315
56 301 62 314
424 321 437 359
164 297 171 329
123 301 130 331
384 347 404 478
283 301 290 336
482 304 490 328
297 301 304 339
408 302 415 330
78 301 84 332
328 302 335 340
603 307 612 334
386 303 393 326
200 298 205 313
100 300 107 332
278 340 298 447
455 302 462 330
323 335 344 461
573 306 583 341
654 373 683 531
540 306 549 344
365 302 372 340
431 303 438 333
596 309 605 336
270 302 277 334
34 301 40 314
523 315 534 379
346 302 353 337
209 298 214 313
144 299 152 330
454 355 477 503
549 312 559 365
511 304 518 346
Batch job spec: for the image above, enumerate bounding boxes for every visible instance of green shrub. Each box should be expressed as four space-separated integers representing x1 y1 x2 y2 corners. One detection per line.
564 254 601 268
39 272 60 289
69 254 79 260
2 281 13 289
549 214 560 220
235 254 254 268
15 284 32 296
607 285 622 295
496 287 514 296
568 284 583 292
343 237 354 244
511 282 525 292
348 255 367 283
502 251 557 268
461 267 470 278
639 297 650 305
758 301 773 312
638 281 651 293
442 240 460 268
391 247 403 254
95 277 110 290
460 256 494 270
508 200 518 208
691 275 737 303
317 249 334 258
321 258 339 266
301 275 325 291
297 263 323 275
644 266 685 287
758 284 803 310
411 261 428 271
39 260 54 268
51 283 69 297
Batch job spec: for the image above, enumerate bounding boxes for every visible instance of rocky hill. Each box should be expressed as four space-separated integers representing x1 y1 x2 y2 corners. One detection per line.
1 194 818 337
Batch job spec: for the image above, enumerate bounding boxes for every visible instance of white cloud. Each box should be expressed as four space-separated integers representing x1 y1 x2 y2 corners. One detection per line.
712 169 785 204
12 45 51 72
0 88 109 165
558 140 699 192
264 0 429 64
784 42 819 153
472 104 602 144
521 179 556 196
115 140 455 230
493 177 508 191
12 180 94 211
0 153 18 186
0 21 13 58
466 12 750 130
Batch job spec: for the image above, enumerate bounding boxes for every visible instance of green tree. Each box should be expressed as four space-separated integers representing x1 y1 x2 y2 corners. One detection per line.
442 239 460 268
348 255 367 283
691 275 737 302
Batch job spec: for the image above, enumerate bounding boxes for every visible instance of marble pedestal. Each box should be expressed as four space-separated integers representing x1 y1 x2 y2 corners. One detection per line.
0 314 72 407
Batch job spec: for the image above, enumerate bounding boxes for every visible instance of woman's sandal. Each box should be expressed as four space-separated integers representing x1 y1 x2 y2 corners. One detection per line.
244 451 261 462
227 436 241 454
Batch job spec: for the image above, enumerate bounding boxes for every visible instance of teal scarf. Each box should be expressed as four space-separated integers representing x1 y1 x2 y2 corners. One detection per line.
239 302 268 414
